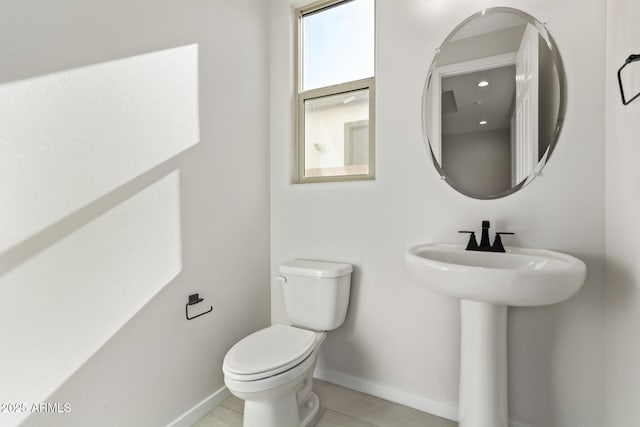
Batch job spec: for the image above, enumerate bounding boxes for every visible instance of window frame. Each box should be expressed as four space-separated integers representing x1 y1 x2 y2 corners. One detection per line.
295 0 376 184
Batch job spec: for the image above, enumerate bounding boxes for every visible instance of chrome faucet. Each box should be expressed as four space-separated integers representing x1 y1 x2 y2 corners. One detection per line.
458 220 514 252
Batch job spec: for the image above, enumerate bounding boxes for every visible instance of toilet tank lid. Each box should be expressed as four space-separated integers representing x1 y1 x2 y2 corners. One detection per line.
280 259 353 278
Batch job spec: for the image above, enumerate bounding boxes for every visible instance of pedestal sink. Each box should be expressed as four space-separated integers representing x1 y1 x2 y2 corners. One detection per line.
405 243 586 427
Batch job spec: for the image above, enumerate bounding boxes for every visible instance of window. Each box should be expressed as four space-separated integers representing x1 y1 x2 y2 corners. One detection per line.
296 0 375 183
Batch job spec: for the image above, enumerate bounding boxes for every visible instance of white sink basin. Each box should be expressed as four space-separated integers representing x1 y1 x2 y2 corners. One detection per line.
406 243 586 306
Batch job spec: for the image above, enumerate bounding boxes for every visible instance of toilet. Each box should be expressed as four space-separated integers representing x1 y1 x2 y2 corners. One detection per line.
222 259 352 427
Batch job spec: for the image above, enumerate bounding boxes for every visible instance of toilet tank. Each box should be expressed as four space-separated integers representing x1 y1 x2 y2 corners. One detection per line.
279 259 352 331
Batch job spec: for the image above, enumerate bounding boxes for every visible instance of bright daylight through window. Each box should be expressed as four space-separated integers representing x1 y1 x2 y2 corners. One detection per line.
296 0 375 182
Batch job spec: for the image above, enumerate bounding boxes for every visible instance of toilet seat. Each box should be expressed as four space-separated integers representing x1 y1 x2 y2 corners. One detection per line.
223 324 317 382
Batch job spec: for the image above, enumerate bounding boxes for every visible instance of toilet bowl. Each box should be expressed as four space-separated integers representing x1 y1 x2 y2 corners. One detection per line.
222 259 352 427
223 325 326 427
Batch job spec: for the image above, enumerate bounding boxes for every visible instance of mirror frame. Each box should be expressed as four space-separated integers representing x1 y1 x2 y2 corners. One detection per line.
422 7 567 199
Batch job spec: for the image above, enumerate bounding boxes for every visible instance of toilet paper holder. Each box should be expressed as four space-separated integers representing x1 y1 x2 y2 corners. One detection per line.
186 293 213 320
618 53 640 105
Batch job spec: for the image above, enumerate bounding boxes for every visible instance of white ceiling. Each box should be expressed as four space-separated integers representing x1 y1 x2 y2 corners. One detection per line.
441 65 516 135
450 12 526 42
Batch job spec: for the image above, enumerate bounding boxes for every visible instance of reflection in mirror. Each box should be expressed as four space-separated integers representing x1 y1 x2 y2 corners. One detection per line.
423 8 565 199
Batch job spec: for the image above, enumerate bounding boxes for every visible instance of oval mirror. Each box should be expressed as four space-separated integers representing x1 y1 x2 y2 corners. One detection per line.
423 7 566 199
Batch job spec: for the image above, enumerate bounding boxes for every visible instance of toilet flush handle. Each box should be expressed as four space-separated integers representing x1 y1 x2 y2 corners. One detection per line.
274 275 287 285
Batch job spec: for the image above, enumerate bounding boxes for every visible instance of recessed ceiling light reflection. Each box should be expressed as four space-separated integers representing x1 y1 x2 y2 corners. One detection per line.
478 81 489 87
473 100 485 106
479 120 488 125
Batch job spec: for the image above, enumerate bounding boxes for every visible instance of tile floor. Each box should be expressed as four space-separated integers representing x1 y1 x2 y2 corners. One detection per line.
192 380 456 427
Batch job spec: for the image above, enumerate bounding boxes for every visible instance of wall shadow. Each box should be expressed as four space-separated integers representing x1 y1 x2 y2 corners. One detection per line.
0 43 200 254
0 149 193 278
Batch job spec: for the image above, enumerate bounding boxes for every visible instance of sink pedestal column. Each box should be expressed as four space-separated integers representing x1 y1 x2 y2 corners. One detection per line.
459 299 508 427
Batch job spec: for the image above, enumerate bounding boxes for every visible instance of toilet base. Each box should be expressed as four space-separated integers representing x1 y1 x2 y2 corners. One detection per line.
225 331 326 427
300 392 320 426
243 391 319 427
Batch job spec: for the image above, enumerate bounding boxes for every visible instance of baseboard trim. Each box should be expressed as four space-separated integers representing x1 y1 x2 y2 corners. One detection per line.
166 370 530 427
167 385 231 427
313 368 531 427
313 367 459 422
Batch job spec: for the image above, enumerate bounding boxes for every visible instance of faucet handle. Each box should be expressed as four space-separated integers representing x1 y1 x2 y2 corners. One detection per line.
458 231 479 250
492 232 515 252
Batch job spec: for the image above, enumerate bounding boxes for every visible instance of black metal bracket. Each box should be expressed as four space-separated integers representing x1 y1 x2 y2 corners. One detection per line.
185 293 212 320
618 54 640 105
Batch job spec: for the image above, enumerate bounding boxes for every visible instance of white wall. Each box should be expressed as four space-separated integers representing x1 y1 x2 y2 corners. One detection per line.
442 128 512 197
271 0 606 425
604 0 640 424
0 1 270 425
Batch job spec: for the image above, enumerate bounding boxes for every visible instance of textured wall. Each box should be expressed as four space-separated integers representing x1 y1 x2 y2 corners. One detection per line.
0 1 270 425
